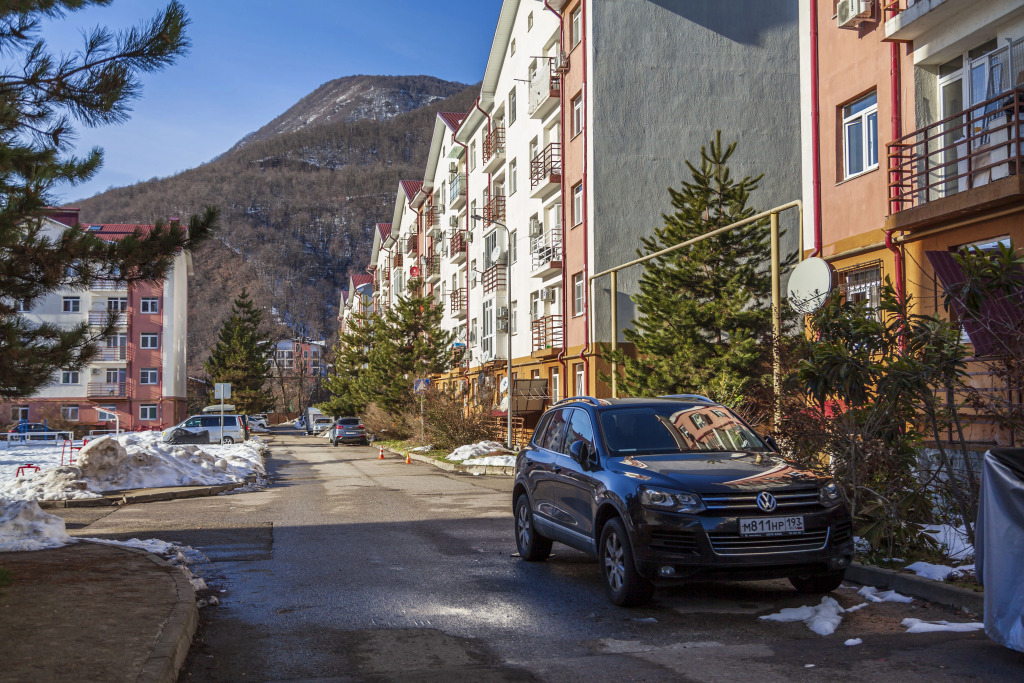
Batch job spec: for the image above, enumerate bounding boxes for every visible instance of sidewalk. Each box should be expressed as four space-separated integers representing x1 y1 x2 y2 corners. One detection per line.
0 541 196 683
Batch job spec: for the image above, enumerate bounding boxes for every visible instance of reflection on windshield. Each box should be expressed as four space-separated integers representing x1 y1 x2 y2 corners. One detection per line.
600 406 768 456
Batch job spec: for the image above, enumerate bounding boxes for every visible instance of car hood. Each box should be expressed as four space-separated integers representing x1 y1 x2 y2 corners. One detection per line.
610 452 824 492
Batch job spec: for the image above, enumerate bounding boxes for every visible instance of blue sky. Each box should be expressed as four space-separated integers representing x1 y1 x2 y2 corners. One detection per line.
38 1 501 203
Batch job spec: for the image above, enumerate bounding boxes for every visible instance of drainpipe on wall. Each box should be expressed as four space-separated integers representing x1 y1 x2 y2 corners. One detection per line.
577 0 591 395
886 3 906 304
453 126 472 381
547 4 569 399
810 0 823 257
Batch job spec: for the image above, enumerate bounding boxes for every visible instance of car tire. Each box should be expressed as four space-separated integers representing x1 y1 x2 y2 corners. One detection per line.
789 570 846 594
599 517 654 607
514 495 552 562
221 436 234 444
333 439 339 447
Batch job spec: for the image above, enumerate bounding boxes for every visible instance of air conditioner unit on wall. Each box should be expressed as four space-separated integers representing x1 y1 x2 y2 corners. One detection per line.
449 162 458 174
529 217 543 237
497 319 509 332
449 215 459 228
540 287 557 302
837 0 872 28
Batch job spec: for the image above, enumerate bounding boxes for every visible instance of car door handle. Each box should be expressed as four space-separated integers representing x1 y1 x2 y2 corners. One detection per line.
524 458 534 467
553 466 562 473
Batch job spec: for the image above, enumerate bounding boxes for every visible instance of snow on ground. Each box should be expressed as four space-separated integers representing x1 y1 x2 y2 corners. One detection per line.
446 441 512 463
0 499 71 551
856 585 914 603
844 638 863 646
463 455 516 467
923 524 974 561
904 561 976 582
902 618 984 634
0 432 266 501
409 445 433 453
759 596 847 636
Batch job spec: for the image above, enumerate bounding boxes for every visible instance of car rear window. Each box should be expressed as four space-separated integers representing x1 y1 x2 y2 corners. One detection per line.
337 418 360 426
599 405 768 456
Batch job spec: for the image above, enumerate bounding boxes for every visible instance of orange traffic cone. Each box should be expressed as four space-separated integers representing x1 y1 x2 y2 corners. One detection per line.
405 451 412 464
378 445 384 460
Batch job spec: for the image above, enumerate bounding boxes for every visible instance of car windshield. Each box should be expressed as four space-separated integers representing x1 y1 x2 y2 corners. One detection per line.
599 405 769 456
336 418 360 426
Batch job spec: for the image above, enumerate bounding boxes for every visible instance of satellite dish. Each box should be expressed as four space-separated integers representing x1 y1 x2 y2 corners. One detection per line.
787 257 835 314
409 266 421 277
490 245 504 265
500 376 509 393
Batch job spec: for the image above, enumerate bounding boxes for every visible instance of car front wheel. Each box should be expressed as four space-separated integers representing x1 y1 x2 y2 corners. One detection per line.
221 436 234 444
514 496 552 561
599 517 654 607
789 570 846 594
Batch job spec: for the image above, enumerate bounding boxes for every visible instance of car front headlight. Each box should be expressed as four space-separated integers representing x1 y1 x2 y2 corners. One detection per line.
819 480 841 507
639 487 705 514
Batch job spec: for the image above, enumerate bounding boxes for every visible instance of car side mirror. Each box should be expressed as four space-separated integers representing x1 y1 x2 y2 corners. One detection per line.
569 440 598 470
764 435 780 453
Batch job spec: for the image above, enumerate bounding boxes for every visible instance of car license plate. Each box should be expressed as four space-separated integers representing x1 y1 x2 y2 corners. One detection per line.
739 516 804 537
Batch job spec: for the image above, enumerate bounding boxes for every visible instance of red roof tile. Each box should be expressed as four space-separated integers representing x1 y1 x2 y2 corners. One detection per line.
82 223 157 241
400 180 423 201
351 274 373 287
376 223 392 240
439 112 467 131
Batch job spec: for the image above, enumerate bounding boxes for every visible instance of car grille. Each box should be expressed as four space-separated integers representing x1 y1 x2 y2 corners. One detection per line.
708 529 830 556
649 529 699 555
700 487 821 514
832 518 853 544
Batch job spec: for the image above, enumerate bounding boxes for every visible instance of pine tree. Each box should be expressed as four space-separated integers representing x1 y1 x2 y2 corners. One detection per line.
607 132 790 407
319 309 381 417
203 290 273 413
0 1 217 398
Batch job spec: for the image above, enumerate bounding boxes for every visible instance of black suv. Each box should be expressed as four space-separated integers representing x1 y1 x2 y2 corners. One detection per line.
512 396 853 606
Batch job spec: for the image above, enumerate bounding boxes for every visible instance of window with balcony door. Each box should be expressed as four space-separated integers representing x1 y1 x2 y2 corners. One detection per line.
482 300 494 356
61 405 79 421
62 296 80 312
571 6 581 47
511 301 518 335
551 368 559 402
572 183 583 225
140 297 159 314
61 370 79 384
572 93 583 137
484 231 498 269
140 368 158 384
572 272 584 316
842 92 878 179
108 297 127 311
509 158 518 195
140 404 157 421
140 333 159 349
575 363 584 396
510 230 518 263
470 140 477 170
509 86 517 125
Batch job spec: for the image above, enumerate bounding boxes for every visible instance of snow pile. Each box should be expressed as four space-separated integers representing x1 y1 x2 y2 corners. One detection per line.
904 561 976 582
0 499 72 551
902 618 984 634
463 455 516 467
250 425 270 434
409 445 433 453
923 524 974 561
857 585 914 603
844 638 863 646
0 432 266 501
446 441 512 462
759 596 846 636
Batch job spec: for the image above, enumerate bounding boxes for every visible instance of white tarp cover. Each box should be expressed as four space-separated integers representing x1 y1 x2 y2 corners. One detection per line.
977 448 1024 653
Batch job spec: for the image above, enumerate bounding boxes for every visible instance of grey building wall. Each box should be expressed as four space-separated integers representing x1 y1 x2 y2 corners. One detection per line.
590 0 802 343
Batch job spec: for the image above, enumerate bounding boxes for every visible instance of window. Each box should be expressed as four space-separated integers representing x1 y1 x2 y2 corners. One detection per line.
536 408 569 451
550 368 559 402
572 93 583 136
61 405 79 421
510 38 516 57
62 296 80 312
842 92 878 178
572 183 583 225
510 230 518 263
61 370 80 384
575 363 585 396
140 333 159 349
571 7 581 46
106 368 126 383
482 300 494 356
107 297 128 311
140 368 158 384
139 404 158 421
11 405 29 421
509 87 517 124
140 297 159 314
509 158 517 195
511 301 518 335
840 262 883 314
527 11 533 30
573 272 585 316
98 404 116 418
470 140 477 170
566 408 595 451
471 317 478 345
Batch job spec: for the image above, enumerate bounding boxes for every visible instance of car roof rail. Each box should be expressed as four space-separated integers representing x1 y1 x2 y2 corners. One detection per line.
659 394 715 404
553 396 602 407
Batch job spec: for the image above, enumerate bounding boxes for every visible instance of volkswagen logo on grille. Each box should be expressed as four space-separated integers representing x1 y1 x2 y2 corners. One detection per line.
756 492 778 512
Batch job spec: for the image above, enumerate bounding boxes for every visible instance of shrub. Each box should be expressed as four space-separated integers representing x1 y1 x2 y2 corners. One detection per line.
423 389 495 452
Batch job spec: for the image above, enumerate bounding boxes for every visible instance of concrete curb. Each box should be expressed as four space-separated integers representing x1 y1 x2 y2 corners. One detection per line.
80 542 198 683
847 562 984 615
386 447 515 476
37 482 244 509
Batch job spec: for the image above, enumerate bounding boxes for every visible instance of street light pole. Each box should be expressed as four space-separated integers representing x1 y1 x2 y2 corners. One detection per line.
471 214 513 450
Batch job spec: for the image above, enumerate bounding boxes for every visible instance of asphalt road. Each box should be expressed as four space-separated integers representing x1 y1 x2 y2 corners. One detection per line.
60 430 1024 681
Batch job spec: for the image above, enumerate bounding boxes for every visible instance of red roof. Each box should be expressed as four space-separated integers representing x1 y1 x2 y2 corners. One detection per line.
351 274 373 287
83 223 158 241
400 180 423 201
376 223 392 240
439 112 466 131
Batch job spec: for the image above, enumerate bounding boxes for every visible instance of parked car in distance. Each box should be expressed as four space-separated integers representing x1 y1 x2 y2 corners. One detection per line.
249 415 268 429
330 417 368 446
312 416 334 434
512 396 854 606
7 423 54 440
162 414 246 444
305 406 324 435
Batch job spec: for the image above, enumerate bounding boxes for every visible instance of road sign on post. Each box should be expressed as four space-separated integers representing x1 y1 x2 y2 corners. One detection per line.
214 383 231 400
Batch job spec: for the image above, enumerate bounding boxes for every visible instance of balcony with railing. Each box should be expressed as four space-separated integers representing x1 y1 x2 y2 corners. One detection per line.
424 206 441 231
483 125 506 173
531 229 563 277
886 86 1024 230
450 287 467 317
88 310 128 327
883 0 972 42
450 231 467 263
482 191 506 226
530 142 562 199
424 254 441 283
449 172 467 209
96 346 130 362
90 279 128 292
393 252 404 268
531 315 563 357
482 264 507 294
529 58 562 120
405 233 418 255
88 381 131 398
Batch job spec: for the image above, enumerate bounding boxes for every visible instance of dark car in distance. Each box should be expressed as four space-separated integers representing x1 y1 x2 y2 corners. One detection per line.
512 396 854 606
330 417 368 446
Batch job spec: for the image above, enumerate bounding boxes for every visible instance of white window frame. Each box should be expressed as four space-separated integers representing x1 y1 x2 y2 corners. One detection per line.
12 405 29 421
62 296 80 313
510 230 518 263
573 272 584 316
510 301 518 335
108 297 128 311
61 370 79 385
575 363 585 396
482 300 494 356
571 7 581 46
572 94 583 137
140 333 159 349
509 158 517 195
573 183 583 225
551 369 560 402
139 404 158 421
842 92 878 179
140 368 159 385
509 86 517 124
140 297 159 314
61 405 79 421
470 140 477 171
